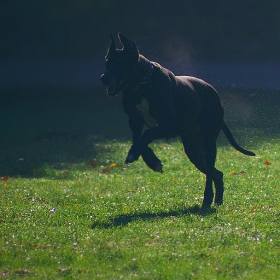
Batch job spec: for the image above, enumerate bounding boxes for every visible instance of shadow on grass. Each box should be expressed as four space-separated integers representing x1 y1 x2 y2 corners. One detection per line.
92 205 216 229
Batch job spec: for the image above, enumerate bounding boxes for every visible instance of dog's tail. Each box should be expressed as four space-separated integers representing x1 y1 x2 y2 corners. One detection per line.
222 121 255 156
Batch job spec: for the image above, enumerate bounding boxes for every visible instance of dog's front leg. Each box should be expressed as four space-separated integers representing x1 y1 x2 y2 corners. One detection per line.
125 118 144 163
141 146 163 172
125 126 164 172
129 118 144 144
139 123 178 146
125 124 177 172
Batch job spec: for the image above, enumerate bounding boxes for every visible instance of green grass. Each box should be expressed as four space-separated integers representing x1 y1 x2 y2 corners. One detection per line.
1 137 279 279
0 87 279 279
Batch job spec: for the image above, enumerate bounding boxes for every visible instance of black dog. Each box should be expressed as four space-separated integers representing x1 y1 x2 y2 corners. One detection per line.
100 32 255 208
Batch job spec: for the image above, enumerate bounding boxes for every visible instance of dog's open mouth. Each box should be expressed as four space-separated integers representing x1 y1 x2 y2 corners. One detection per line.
106 80 125 96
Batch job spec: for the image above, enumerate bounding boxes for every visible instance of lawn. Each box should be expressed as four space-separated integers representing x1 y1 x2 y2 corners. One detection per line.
0 87 279 279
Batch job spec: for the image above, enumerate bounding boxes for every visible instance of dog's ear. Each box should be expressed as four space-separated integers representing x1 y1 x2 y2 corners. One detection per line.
118 32 139 62
106 32 116 59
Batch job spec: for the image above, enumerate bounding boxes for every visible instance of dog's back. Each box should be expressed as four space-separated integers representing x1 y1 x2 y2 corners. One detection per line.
175 75 224 121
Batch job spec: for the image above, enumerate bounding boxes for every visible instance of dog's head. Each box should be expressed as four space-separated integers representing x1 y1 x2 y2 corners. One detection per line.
100 32 140 96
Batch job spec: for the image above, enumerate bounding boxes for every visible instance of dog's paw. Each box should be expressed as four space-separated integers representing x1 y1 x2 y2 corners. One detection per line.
125 154 135 164
124 144 141 164
153 162 164 173
214 196 223 206
141 146 163 173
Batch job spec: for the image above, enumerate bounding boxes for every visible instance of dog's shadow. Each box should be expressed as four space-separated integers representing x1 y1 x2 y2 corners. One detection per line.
91 205 216 229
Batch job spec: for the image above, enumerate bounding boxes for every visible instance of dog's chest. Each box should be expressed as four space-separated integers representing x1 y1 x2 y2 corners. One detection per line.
136 98 158 128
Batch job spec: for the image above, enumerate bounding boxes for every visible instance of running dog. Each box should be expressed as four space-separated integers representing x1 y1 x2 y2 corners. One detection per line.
100 32 255 208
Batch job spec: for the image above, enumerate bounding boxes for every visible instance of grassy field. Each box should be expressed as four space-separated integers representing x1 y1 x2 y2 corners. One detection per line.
0 87 279 279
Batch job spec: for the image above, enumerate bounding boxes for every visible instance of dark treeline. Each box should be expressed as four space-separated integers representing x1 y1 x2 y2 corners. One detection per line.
1 0 280 62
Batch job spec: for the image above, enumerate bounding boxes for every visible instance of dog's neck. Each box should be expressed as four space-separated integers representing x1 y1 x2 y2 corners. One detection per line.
129 55 154 91
138 55 153 73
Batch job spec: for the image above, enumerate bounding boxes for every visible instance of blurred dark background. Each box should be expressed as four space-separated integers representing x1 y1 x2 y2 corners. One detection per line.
0 0 279 148
2 0 280 62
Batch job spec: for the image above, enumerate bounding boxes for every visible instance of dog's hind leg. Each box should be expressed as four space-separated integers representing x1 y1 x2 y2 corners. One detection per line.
213 169 224 205
201 116 225 207
180 133 212 206
181 130 223 208
202 140 217 208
